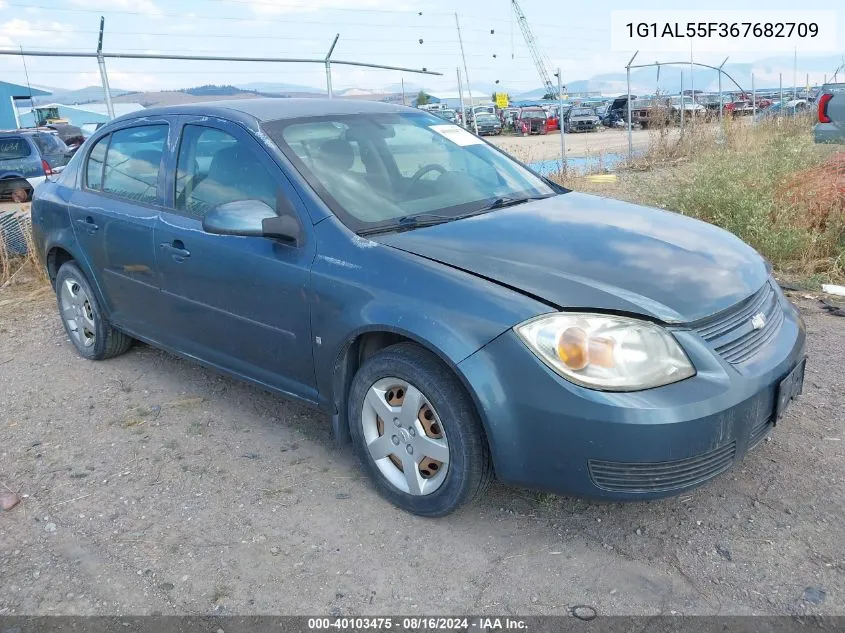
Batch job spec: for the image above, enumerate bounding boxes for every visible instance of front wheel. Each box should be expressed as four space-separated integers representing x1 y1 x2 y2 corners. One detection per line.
348 343 493 516
55 261 133 360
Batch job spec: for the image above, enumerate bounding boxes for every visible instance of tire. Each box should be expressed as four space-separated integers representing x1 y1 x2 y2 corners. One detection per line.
348 342 493 516
55 261 133 360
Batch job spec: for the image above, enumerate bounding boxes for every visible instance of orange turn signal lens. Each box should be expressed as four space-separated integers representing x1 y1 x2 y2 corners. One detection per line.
556 327 588 370
556 327 616 370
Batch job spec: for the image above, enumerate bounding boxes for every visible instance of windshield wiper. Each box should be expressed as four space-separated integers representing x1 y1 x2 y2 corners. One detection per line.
476 193 556 212
357 213 461 236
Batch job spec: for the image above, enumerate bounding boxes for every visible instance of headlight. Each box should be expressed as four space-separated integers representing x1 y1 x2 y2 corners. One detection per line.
514 313 695 391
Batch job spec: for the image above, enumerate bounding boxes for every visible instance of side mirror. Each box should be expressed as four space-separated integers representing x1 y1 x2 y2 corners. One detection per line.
202 199 302 246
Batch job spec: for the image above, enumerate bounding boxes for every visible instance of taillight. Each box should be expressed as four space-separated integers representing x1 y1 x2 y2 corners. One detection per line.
41 159 53 176
818 93 833 123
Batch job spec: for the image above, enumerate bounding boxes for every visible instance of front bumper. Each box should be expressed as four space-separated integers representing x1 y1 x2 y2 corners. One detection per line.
457 293 806 500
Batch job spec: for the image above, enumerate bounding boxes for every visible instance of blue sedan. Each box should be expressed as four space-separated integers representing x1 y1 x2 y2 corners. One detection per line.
31 99 806 516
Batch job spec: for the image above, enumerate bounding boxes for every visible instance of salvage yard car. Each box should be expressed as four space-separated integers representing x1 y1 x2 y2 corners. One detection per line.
473 112 502 136
516 107 549 135
564 107 600 133
32 99 807 516
815 83 844 143
1 129 70 203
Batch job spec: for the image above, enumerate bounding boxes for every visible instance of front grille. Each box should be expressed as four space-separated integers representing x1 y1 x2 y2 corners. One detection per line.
691 280 784 364
588 442 736 493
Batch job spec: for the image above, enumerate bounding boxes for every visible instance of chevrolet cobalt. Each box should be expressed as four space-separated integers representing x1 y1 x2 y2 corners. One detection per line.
31 99 806 516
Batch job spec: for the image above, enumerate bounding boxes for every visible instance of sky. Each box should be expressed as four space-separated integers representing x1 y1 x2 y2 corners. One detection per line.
0 0 842 94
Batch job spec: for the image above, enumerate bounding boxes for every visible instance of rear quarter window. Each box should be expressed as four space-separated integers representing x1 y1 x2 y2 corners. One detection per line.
32 133 68 156
0 137 32 160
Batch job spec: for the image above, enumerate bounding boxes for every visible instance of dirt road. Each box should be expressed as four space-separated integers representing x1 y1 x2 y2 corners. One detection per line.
1 288 843 616
489 128 658 162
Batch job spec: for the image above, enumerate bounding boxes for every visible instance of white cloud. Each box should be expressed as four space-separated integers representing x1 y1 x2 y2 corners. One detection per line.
0 19 77 46
68 0 162 17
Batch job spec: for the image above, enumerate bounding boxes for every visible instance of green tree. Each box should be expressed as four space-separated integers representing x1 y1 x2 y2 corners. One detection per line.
416 91 431 106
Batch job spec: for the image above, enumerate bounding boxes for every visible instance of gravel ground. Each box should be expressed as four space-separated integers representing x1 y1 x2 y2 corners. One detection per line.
0 285 843 617
489 127 667 162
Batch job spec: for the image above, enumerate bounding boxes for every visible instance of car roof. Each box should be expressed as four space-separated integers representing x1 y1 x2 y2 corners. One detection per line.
110 97 412 126
0 128 54 136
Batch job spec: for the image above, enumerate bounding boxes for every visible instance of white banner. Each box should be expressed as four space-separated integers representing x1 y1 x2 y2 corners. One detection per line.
610 10 838 53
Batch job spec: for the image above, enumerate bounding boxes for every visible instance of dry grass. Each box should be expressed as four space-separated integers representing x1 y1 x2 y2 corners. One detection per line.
556 115 845 283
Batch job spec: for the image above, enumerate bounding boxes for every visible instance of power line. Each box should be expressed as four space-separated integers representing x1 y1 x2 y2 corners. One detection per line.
5 3 609 33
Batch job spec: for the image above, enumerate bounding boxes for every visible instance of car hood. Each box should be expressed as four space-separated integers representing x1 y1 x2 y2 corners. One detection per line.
372 193 768 323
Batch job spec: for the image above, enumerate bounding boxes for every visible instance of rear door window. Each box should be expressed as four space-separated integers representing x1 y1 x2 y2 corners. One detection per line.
101 125 168 204
0 137 31 160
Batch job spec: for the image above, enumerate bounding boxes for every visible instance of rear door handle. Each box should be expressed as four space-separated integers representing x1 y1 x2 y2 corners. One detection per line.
159 240 191 259
75 217 99 233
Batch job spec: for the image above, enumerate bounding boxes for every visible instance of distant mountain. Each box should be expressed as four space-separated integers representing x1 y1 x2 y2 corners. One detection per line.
182 84 260 96
235 81 325 95
32 85 131 106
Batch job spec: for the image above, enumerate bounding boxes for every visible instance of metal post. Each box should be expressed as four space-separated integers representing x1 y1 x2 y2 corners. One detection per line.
793 49 797 99
625 51 638 157
96 16 114 119
751 73 756 123
455 13 478 136
690 45 694 104
779 73 783 107
679 70 684 133
325 34 339 99
557 68 565 173
718 56 728 126
456 67 467 129
401 77 406 106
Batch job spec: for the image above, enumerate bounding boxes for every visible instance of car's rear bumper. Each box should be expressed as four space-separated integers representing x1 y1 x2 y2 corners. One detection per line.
814 123 844 144
457 291 807 500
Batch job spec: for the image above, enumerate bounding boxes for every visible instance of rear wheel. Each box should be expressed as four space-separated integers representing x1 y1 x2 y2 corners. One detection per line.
55 262 133 360
348 343 492 516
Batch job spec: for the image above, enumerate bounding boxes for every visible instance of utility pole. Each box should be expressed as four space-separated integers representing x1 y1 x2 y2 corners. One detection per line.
557 68 565 173
456 67 467 129
793 48 797 99
625 51 638 157
401 77 406 106
325 34 339 99
96 16 115 119
455 13 478 135
779 73 783 107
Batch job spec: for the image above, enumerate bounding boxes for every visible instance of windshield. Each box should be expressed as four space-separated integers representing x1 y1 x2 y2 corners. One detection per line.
476 114 497 122
521 110 546 119
264 112 556 232
570 108 595 116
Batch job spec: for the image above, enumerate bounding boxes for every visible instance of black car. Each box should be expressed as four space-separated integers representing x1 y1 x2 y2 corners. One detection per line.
473 113 502 136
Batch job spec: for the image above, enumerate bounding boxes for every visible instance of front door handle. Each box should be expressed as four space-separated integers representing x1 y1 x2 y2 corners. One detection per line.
159 240 191 260
75 217 99 233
